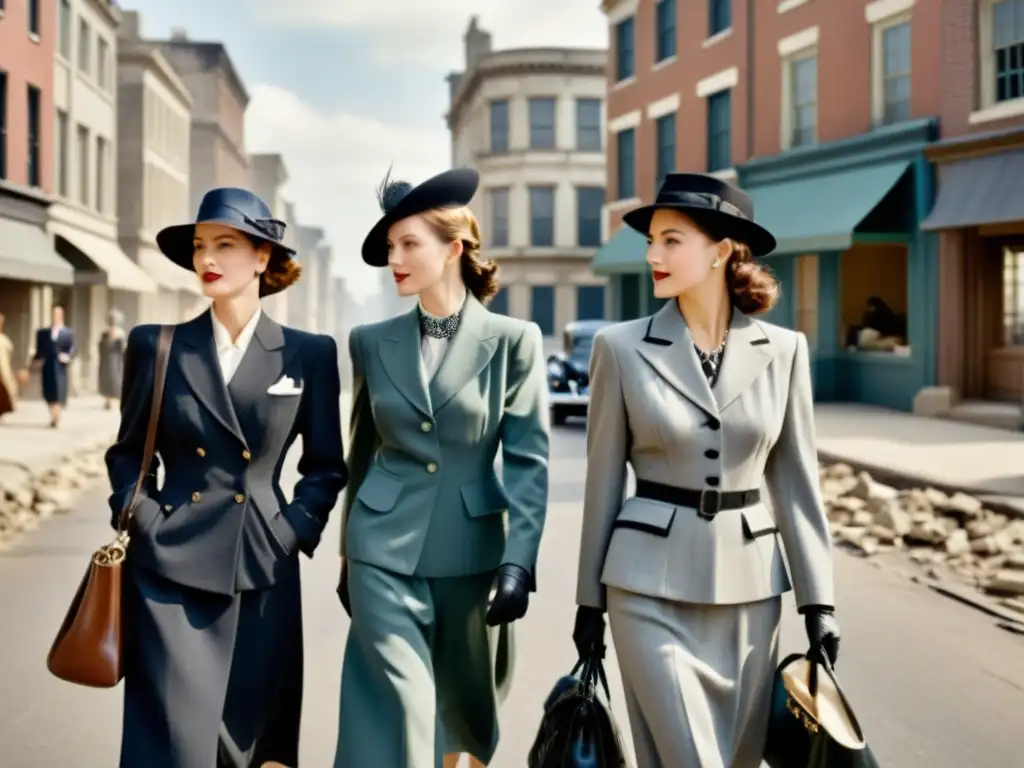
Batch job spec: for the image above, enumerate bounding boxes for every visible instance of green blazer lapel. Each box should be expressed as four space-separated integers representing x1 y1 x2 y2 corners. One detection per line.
378 308 432 417
429 295 499 414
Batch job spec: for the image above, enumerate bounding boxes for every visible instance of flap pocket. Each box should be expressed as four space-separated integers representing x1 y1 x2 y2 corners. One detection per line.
355 472 403 513
460 481 508 518
613 498 676 538
741 505 779 540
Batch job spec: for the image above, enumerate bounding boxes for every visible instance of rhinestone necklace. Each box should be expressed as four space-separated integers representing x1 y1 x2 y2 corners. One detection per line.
692 330 729 383
418 305 461 340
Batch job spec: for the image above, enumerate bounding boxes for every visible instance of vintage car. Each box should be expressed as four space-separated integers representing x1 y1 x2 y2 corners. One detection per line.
546 319 612 425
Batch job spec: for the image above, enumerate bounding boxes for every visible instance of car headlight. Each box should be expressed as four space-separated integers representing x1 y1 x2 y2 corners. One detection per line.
547 361 564 377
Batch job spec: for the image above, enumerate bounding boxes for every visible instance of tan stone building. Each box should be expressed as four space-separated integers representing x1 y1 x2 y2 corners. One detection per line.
446 17 609 343
248 153 293 324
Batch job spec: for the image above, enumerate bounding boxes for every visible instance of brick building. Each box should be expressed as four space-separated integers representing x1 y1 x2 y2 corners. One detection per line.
0 0 74 375
921 0 1024 412
593 0 943 411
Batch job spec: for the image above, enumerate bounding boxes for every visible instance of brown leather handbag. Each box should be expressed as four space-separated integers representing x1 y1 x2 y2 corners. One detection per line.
46 325 174 688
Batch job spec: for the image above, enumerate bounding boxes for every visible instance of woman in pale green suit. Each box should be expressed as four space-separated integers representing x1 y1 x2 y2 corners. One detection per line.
333 168 550 768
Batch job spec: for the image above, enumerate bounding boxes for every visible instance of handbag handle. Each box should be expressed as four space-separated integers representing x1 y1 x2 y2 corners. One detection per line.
115 326 174 534
793 653 867 742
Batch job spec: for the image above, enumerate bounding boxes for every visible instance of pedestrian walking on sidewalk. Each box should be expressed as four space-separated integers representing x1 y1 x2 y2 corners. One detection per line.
105 187 347 768
573 173 842 768
334 167 550 768
98 309 127 410
31 304 75 428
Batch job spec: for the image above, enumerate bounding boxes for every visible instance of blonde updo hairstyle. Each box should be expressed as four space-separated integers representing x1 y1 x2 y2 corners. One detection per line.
419 206 500 303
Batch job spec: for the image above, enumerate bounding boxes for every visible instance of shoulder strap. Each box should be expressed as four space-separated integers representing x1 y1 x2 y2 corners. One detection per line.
117 325 174 533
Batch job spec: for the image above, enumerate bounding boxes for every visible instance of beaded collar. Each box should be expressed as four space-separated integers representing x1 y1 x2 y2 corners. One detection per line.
418 305 461 340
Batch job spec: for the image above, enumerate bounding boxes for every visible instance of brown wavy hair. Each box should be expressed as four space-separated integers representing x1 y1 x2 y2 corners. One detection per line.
692 218 780 315
243 234 303 295
420 206 500 303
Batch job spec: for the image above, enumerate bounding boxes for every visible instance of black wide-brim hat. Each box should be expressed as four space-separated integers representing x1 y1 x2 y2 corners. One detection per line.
156 187 297 296
623 173 777 258
361 167 480 267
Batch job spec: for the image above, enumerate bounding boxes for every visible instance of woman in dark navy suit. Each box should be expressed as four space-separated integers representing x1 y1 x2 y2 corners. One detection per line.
32 303 76 427
105 188 348 767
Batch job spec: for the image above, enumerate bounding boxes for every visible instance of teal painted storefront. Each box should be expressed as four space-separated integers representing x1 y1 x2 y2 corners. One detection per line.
591 118 941 411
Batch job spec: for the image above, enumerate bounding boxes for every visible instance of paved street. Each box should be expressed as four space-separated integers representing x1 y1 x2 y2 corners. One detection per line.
1 420 1023 767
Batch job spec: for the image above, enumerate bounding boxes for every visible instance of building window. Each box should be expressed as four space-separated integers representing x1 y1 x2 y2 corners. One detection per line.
95 136 107 213
28 0 40 36
531 285 556 335
615 16 635 81
78 19 91 74
490 187 509 247
1003 248 1024 344
56 109 69 196
529 186 555 247
656 0 677 61
97 38 110 90
709 0 731 37
58 0 71 58
620 273 642 320
707 90 732 171
529 97 556 149
655 113 676 190
577 285 606 320
490 287 509 315
993 0 1024 103
616 128 636 199
879 20 911 124
0 72 6 181
790 53 817 147
76 124 89 206
576 98 602 151
27 86 40 187
576 187 605 247
489 100 509 153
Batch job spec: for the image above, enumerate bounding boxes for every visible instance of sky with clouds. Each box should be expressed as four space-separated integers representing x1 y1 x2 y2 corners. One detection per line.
123 0 609 298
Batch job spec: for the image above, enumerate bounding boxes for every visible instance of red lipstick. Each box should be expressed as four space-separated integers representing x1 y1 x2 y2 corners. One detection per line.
652 271 670 281
393 272 409 284
202 272 222 283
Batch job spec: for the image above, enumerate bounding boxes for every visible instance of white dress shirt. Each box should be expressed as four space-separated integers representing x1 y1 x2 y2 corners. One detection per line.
211 308 261 384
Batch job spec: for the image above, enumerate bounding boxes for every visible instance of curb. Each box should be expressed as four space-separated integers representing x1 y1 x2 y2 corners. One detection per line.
817 450 1024 520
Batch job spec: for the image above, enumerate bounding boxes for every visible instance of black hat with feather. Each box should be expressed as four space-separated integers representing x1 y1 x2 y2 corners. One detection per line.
361 166 480 267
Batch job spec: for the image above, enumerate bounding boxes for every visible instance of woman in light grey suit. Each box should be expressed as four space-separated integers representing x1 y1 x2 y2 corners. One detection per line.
333 168 549 768
573 173 842 768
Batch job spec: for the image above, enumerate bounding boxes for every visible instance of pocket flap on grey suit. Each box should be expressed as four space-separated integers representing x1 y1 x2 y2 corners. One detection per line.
741 505 779 540
613 498 676 537
460 481 508 518
355 473 403 513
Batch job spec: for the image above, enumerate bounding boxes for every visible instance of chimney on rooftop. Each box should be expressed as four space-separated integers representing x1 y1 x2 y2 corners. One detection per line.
170 27 188 41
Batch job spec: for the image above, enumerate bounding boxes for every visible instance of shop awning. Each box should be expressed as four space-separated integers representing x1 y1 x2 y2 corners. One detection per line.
747 161 912 255
0 218 74 284
921 148 1024 230
51 223 158 294
590 226 648 274
137 247 202 295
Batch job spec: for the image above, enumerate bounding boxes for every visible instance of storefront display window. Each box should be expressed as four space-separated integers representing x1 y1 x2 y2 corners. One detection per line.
840 243 910 355
1001 247 1024 345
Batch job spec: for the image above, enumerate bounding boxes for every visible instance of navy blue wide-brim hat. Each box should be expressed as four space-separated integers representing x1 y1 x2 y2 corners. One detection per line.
156 187 297 295
623 173 777 258
361 167 480 267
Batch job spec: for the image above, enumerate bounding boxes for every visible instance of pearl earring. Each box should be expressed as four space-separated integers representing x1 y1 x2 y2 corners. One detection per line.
711 259 722 269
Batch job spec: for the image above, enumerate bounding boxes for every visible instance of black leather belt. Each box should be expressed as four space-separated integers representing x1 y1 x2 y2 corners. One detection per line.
634 479 760 521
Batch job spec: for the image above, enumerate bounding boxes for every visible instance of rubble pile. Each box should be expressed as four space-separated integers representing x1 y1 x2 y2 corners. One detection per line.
0 444 108 546
821 463 1024 614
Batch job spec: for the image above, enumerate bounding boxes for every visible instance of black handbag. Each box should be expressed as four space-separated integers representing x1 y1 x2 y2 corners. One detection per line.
527 655 629 768
764 653 881 768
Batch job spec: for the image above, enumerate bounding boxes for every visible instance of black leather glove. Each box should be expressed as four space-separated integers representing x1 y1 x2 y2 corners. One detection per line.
573 605 606 660
336 561 351 617
485 564 531 626
801 605 840 666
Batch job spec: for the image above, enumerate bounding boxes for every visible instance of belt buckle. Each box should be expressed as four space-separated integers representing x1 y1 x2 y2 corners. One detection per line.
698 488 721 520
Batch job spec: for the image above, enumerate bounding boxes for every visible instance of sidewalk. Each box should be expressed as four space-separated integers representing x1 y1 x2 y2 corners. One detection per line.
815 403 1024 514
0 396 120 489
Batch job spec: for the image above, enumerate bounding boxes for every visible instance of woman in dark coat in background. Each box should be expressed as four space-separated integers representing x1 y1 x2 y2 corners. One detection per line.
98 309 126 409
33 304 76 427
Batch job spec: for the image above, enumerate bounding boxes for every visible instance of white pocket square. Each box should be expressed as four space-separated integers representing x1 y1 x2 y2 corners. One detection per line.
267 375 303 395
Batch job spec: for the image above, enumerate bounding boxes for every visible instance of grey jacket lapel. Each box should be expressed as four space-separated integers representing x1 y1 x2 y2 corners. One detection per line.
379 309 432 417
635 301 717 417
428 295 498 414
713 312 773 411
176 310 247 445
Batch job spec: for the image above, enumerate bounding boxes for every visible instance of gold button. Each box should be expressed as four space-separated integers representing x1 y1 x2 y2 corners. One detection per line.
242 450 251 461
426 462 437 473
196 447 206 457
420 421 432 432
163 504 172 512
235 493 245 503
191 492 201 503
